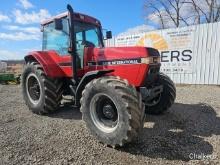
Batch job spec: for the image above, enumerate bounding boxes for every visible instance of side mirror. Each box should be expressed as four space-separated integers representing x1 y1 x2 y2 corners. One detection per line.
106 31 112 39
54 18 63 30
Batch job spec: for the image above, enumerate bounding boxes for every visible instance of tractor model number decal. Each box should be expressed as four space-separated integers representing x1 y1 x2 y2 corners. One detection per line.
97 58 141 66
59 58 142 67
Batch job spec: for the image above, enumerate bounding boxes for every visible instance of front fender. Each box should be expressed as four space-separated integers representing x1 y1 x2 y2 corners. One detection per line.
74 69 114 107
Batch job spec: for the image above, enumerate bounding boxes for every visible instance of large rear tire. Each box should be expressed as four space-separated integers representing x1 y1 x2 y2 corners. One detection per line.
22 62 63 114
144 73 176 115
80 76 145 147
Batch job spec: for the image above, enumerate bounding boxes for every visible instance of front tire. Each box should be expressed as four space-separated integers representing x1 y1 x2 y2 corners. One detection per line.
22 62 63 114
80 76 145 147
144 73 176 115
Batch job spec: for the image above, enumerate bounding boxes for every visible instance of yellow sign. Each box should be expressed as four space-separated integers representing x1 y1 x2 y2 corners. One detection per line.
136 33 168 51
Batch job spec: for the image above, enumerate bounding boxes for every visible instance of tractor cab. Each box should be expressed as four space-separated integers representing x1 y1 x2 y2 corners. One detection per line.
41 12 111 69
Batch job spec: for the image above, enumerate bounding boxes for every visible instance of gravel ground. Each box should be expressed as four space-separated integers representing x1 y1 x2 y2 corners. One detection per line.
0 84 220 165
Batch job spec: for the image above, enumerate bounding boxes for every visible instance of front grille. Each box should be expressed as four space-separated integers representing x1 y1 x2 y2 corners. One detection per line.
145 66 160 85
149 67 160 74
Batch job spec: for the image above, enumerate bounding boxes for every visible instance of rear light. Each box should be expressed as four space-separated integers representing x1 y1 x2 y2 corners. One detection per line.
141 57 160 64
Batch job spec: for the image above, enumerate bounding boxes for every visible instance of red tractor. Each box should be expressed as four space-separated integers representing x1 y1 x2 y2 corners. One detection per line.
22 5 176 147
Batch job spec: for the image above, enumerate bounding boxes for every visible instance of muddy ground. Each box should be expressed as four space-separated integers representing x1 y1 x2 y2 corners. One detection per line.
0 85 220 165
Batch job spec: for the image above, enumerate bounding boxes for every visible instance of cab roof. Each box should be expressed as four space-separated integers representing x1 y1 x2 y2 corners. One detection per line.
41 12 101 27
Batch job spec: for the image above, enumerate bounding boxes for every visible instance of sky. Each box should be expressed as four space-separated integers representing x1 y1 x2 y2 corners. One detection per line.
0 0 147 60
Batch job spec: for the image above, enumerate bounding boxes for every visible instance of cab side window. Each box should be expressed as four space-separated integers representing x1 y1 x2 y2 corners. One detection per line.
85 29 99 47
42 18 69 56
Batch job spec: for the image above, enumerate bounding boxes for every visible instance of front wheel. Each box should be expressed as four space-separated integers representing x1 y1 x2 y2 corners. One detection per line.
80 76 145 147
144 73 176 115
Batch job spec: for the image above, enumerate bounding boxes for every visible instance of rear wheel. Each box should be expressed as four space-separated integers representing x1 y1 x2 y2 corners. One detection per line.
22 61 63 114
80 76 145 147
144 73 176 115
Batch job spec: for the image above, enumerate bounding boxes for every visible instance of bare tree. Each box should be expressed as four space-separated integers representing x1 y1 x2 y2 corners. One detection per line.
144 0 192 29
145 2 166 29
144 0 220 29
188 0 220 23
187 0 201 24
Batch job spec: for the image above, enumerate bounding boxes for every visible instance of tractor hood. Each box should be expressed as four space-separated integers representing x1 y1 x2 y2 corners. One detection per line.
83 46 160 86
85 47 160 63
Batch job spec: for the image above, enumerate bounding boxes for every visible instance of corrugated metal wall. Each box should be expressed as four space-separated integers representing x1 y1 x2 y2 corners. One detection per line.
106 23 220 85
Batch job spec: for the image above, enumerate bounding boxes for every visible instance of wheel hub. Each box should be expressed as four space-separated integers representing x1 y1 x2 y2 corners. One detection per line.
26 73 41 105
102 104 116 119
29 84 40 99
90 93 119 133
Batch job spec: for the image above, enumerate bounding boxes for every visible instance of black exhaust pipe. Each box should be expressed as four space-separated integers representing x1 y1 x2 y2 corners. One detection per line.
67 4 78 84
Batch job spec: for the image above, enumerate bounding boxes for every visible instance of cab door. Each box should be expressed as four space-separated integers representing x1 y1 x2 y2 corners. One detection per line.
42 17 84 77
74 25 103 74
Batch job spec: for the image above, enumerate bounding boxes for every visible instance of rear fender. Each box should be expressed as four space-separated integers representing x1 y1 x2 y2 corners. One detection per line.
24 51 66 78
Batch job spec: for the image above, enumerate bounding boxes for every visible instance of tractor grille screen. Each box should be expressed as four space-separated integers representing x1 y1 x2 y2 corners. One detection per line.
149 67 160 74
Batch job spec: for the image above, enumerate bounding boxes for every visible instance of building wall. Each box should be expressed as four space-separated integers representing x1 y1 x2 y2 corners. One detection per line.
7 64 23 75
1 60 24 75
0 61 7 72
106 22 220 85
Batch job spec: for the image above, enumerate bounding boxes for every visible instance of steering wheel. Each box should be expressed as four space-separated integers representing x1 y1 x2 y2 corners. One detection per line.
81 40 95 47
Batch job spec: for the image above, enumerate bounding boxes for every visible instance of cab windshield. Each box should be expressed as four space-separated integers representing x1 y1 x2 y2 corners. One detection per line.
42 17 104 56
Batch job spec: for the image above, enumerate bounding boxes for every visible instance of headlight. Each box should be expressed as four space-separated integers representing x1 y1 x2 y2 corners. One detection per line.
141 57 160 64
